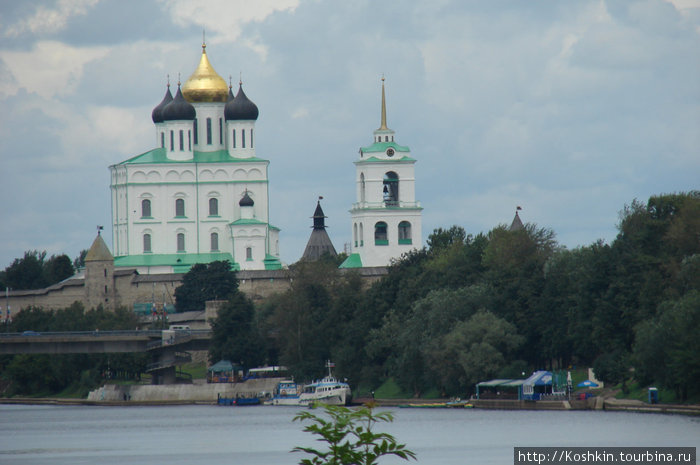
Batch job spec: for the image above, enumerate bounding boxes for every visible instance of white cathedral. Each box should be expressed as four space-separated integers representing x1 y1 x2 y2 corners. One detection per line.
109 43 282 273
340 78 422 268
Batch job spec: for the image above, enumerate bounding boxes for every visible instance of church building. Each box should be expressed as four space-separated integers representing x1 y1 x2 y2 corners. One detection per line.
341 79 422 268
109 43 282 273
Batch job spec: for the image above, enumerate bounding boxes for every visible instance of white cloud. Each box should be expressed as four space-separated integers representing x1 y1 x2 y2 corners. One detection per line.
158 0 298 48
0 41 109 99
3 0 99 37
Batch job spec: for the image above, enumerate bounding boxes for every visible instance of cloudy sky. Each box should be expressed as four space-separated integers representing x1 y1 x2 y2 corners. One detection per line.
1 0 698 269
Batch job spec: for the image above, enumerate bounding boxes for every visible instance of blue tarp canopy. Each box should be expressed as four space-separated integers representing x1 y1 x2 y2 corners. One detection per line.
524 370 553 386
208 360 240 373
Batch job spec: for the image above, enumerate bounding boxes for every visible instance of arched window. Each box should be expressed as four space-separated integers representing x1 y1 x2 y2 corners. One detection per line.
141 199 151 218
177 233 185 252
170 130 174 150
188 130 191 150
353 223 358 247
210 232 219 251
360 173 366 203
359 223 364 246
219 118 223 144
383 171 399 207
374 221 388 245
251 129 254 148
399 221 412 245
175 198 185 217
193 119 198 144
232 129 236 148
206 117 212 145
161 132 165 148
209 197 219 216
242 129 246 148
246 246 253 261
179 130 184 150
143 233 152 253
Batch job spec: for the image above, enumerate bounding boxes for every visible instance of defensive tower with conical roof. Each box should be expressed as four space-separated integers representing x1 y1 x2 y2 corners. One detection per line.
302 197 337 261
84 228 116 310
340 78 422 268
109 42 281 273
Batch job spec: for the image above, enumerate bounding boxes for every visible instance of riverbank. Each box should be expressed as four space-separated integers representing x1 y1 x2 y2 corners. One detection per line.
353 396 700 415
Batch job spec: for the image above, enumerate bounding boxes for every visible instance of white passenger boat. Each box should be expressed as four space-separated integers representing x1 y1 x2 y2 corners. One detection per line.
267 361 352 406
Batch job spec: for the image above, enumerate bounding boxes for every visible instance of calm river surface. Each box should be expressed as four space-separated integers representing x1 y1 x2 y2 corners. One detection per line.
1 404 698 464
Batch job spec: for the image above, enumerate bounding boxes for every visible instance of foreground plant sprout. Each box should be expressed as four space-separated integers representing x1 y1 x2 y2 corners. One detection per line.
293 403 417 465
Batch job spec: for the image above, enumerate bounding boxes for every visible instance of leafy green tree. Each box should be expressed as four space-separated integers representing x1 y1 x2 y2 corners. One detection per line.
2 250 48 290
44 254 74 284
293 404 416 465
208 292 264 369
593 349 631 391
633 291 700 401
174 260 237 312
439 310 524 392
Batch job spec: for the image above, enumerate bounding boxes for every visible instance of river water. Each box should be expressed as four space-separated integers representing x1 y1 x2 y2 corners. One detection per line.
0 404 698 464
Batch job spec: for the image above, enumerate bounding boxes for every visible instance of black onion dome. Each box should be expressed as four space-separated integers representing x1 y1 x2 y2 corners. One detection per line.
162 85 196 121
239 191 254 207
151 85 173 123
225 84 259 121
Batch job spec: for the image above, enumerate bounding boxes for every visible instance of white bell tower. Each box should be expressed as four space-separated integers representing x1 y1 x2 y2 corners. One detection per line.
340 78 422 268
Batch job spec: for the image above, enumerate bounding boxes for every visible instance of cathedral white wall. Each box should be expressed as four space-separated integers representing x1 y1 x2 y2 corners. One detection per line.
112 161 271 262
355 161 417 207
226 120 256 159
163 121 194 161
193 103 226 151
351 209 422 267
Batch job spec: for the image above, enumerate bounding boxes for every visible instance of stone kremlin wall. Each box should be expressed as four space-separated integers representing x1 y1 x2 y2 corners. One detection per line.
3 267 385 316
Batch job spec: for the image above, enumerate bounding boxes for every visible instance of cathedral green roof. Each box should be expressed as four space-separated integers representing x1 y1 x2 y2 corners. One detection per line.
360 141 410 153
116 148 268 165
114 252 238 272
230 218 269 226
339 253 363 269
356 156 416 163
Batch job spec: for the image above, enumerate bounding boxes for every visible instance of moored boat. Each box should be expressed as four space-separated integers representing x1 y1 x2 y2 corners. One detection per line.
267 361 352 406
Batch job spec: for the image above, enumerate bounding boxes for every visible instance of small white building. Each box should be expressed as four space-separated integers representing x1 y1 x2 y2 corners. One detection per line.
109 43 281 273
341 79 422 268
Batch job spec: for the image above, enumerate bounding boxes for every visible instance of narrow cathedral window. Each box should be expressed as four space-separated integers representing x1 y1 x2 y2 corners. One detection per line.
232 129 236 148
141 199 151 217
175 198 185 217
209 198 218 216
246 247 253 261
161 132 165 148
360 173 366 203
179 130 184 151
374 222 388 245
354 223 358 247
219 118 223 144
399 221 412 244
242 129 246 148
194 119 198 144
251 129 254 148
188 130 191 151
143 233 152 253
170 131 174 151
210 232 219 251
177 233 185 252
206 118 212 145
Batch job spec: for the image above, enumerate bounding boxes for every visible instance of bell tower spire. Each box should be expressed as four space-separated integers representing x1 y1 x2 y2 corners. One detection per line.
379 75 389 131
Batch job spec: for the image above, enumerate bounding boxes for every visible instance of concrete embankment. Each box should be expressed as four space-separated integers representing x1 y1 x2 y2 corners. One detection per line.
85 378 282 404
603 398 700 415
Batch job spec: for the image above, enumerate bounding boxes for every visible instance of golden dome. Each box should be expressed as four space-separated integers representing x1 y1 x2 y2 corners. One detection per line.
181 44 229 103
